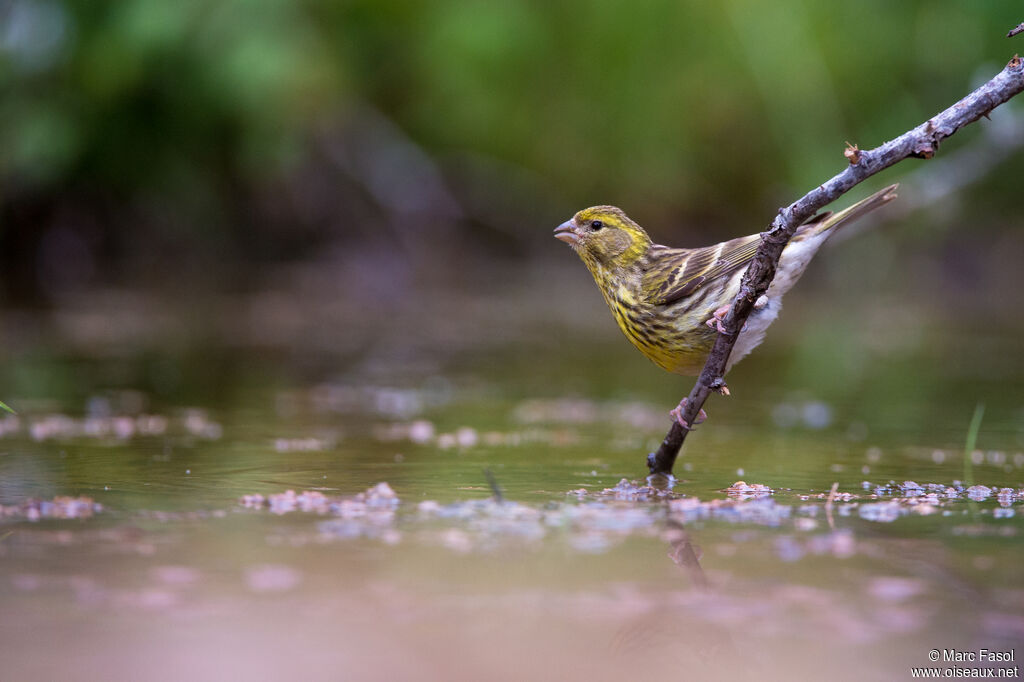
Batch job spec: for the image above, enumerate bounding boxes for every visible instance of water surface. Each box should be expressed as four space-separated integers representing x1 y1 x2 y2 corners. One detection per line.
1 287 1022 681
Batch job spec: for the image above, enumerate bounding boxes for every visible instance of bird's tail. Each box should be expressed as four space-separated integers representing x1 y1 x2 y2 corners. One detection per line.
797 184 899 238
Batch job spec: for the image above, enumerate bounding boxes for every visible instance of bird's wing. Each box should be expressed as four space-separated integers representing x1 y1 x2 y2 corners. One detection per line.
641 234 764 305
640 209 837 306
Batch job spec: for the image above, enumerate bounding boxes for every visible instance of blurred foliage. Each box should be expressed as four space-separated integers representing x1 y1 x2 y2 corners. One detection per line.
1 0 1023 300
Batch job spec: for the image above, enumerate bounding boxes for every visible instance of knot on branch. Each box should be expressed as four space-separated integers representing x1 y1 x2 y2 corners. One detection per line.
911 142 936 159
844 142 862 165
762 224 794 245
709 377 730 396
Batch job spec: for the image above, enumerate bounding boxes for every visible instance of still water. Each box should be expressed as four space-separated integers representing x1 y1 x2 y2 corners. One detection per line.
1 283 1022 681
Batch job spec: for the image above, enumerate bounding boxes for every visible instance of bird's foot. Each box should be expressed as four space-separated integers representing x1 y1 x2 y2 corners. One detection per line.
670 398 708 430
704 305 730 333
705 305 750 333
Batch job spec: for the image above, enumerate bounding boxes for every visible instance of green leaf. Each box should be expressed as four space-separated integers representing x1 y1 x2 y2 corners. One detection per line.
963 403 985 488
0 401 15 415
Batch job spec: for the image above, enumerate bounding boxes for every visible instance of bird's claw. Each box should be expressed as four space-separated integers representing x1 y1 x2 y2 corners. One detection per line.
704 305 730 334
705 305 749 334
670 398 708 430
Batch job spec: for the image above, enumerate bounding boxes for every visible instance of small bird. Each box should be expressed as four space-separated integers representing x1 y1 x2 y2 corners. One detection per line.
555 184 897 427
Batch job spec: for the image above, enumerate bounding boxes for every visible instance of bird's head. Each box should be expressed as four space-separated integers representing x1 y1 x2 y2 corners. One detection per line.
554 206 652 269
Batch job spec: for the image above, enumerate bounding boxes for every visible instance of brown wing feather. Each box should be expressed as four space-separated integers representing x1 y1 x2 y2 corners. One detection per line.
641 208 839 306
642 234 762 305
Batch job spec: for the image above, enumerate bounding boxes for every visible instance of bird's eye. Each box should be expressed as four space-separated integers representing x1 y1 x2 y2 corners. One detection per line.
590 220 603 230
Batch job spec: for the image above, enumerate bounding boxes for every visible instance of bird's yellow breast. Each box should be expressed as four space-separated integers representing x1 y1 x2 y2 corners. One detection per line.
601 283 717 376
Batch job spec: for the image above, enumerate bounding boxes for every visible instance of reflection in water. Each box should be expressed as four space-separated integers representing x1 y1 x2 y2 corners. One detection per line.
664 521 708 592
609 520 741 667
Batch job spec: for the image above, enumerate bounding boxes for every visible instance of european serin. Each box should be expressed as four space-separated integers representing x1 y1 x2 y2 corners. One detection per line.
555 184 898 427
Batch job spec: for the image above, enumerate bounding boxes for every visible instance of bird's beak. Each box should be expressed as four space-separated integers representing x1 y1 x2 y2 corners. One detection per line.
554 220 578 245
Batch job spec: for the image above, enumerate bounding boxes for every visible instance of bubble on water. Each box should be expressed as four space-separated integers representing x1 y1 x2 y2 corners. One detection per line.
966 485 992 501
455 427 478 448
858 502 903 523
408 420 435 444
802 401 832 429
986 451 1006 465
900 481 924 496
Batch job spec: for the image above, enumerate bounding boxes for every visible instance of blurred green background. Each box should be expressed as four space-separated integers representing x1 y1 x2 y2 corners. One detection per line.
2 0 1023 418
3 0 1023 300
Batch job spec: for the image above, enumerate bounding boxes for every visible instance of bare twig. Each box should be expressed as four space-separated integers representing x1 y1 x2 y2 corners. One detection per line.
1008 23 1024 38
833 104 1024 239
648 53 1024 477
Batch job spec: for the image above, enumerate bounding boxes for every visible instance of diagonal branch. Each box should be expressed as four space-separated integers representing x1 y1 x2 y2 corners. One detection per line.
648 52 1024 478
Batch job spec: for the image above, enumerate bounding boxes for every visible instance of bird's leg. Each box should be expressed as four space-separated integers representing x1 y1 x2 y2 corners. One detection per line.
670 397 707 430
706 300 760 334
704 305 730 333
